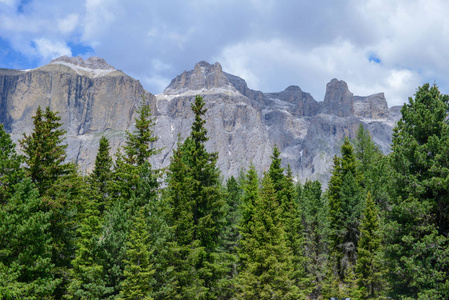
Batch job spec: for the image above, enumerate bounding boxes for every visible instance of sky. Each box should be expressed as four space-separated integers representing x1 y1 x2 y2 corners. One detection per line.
1 0 448 106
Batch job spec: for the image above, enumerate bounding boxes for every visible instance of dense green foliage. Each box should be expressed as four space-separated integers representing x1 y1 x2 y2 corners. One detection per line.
385 84 449 299
1 84 448 299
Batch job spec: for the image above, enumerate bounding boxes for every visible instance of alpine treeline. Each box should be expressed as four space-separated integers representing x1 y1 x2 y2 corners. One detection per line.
1 85 448 299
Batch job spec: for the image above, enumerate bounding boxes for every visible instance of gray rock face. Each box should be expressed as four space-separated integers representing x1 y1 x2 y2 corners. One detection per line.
50 56 115 70
354 93 389 119
0 57 401 185
0 60 153 172
321 79 354 117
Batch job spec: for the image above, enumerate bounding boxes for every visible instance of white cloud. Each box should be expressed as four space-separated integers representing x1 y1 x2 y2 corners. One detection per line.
57 13 79 34
33 38 72 60
217 38 424 106
1 0 449 105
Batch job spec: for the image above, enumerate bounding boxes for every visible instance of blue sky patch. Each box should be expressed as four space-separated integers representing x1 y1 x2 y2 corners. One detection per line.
0 37 36 69
17 0 32 14
368 53 381 64
68 42 94 57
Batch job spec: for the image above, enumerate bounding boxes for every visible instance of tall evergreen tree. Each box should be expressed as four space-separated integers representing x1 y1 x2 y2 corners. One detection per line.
327 138 363 279
124 97 158 166
109 98 159 205
100 98 161 298
267 148 309 295
20 106 79 297
19 106 72 196
218 176 243 299
66 186 111 299
66 138 114 299
299 180 328 299
0 123 24 204
89 136 113 214
355 192 386 298
120 208 155 300
239 164 259 242
353 124 390 210
237 174 300 299
386 84 449 298
166 95 225 299
0 179 60 298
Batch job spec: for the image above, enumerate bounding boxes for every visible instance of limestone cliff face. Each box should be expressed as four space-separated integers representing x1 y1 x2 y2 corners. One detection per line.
0 56 154 172
0 57 400 185
152 62 399 185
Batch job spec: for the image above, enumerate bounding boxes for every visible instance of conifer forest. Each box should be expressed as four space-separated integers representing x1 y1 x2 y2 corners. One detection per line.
1 84 449 299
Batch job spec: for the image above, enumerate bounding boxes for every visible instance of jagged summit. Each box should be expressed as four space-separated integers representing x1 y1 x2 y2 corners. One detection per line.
45 56 121 79
50 55 116 70
164 61 238 96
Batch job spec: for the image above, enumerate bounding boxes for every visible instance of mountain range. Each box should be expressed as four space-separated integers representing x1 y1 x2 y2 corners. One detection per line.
0 56 401 184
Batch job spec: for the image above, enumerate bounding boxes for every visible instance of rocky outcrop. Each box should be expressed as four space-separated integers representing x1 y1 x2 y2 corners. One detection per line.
353 93 389 119
321 79 354 117
0 57 154 172
0 57 401 185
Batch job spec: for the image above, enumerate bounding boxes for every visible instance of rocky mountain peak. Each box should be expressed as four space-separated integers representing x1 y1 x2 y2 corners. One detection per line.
321 78 354 117
50 55 116 70
164 61 236 95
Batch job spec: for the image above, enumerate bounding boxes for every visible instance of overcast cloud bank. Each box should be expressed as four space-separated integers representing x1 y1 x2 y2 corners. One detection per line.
1 0 448 106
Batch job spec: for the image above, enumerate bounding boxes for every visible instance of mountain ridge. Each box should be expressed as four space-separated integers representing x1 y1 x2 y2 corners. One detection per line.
0 57 401 184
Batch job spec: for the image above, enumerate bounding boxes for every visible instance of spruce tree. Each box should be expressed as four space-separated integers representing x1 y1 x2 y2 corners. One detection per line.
66 187 111 299
100 98 161 298
355 192 386 298
89 136 113 214
109 98 159 205
299 180 328 299
267 148 309 295
120 208 155 300
386 84 449 298
353 124 390 210
239 164 259 242
20 106 79 297
218 176 243 299
0 123 24 204
124 97 158 166
19 106 72 196
327 138 363 279
237 174 300 299
0 179 60 298
166 95 225 299
237 163 260 274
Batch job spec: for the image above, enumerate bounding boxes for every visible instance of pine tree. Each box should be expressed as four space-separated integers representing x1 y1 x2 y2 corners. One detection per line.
268 145 284 194
166 95 225 299
267 148 309 295
19 106 72 196
353 124 390 210
100 198 132 298
66 186 111 299
0 123 24 204
109 98 159 204
355 192 386 298
239 164 259 242
120 208 155 300
89 136 113 214
218 176 243 299
282 165 310 295
237 174 300 299
327 138 363 280
99 99 161 298
386 84 449 298
124 97 158 166
299 180 328 299
0 179 60 298
19 106 80 297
